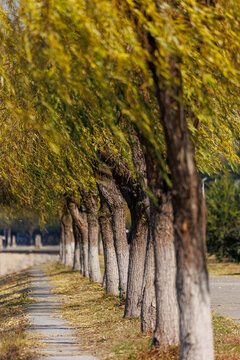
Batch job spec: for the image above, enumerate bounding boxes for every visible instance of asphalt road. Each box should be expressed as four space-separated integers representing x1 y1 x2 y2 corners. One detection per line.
210 275 240 324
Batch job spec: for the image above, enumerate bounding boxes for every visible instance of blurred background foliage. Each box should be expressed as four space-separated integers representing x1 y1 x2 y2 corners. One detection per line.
0 0 240 261
206 174 240 262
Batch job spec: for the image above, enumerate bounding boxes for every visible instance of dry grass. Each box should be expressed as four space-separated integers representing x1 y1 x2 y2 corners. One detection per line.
208 255 240 276
213 313 240 359
0 270 37 360
45 261 240 360
45 261 152 359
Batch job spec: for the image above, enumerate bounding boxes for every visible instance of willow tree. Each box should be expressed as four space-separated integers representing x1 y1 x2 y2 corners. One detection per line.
113 3 240 358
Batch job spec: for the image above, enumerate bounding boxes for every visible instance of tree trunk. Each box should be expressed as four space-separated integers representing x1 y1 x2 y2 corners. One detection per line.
124 202 148 318
99 197 119 295
141 232 155 332
151 62 214 359
152 194 179 347
68 199 82 272
86 195 102 283
3 228 7 247
99 140 149 318
72 222 81 272
112 206 129 296
7 228 11 247
59 220 65 265
80 209 89 278
98 231 104 255
67 198 89 277
79 236 84 274
5 228 11 248
139 137 179 346
62 213 74 267
102 270 106 288
29 226 34 246
98 176 129 295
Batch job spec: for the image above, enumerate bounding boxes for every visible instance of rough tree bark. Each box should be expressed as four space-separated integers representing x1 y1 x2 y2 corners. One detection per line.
124 137 149 318
59 217 65 265
67 198 89 277
125 199 148 318
29 226 34 246
80 208 89 278
7 228 11 247
151 193 179 347
138 136 179 345
3 228 7 247
98 175 129 295
73 233 81 272
61 212 74 267
102 271 106 288
98 231 104 255
100 140 149 318
141 232 155 332
150 61 214 358
99 194 119 295
124 5 213 355
4 228 11 247
85 195 102 283
68 201 82 272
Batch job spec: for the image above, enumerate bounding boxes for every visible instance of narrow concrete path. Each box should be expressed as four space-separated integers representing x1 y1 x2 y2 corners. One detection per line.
210 275 240 324
27 266 98 360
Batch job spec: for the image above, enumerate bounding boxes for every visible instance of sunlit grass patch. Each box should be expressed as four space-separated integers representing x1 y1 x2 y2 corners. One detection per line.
126 346 179 360
213 313 240 359
208 255 240 276
45 262 152 359
45 262 240 359
0 270 37 360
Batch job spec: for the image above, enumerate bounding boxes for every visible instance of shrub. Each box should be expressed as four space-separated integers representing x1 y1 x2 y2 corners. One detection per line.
206 175 240 262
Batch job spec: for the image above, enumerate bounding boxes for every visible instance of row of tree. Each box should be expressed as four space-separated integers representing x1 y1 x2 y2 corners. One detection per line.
0 210 60 246
0 1 240 359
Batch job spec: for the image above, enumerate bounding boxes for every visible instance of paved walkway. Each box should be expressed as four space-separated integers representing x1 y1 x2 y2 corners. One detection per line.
210 275 240 324
27 266 98 360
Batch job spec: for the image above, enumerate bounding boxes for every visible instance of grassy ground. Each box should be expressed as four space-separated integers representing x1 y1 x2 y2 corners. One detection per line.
45 261 240 360
207 256 240 276
0 270 37 360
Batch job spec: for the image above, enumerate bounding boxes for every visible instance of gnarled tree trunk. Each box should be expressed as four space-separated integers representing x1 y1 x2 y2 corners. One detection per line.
6 228 11 248
151 192 179 348
98 176 129 295
99 196 119 295
100 141 149 318
141 232 155 332
140 138 179 347
151 62 214 359
67 198 89 277
86 195 102 283
68 199 82 272
80 208 89 278
124 201 148 318
59 217 65 265
61 212 74 267
102 271 106 288
72 223 81 272
98 231 104 255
